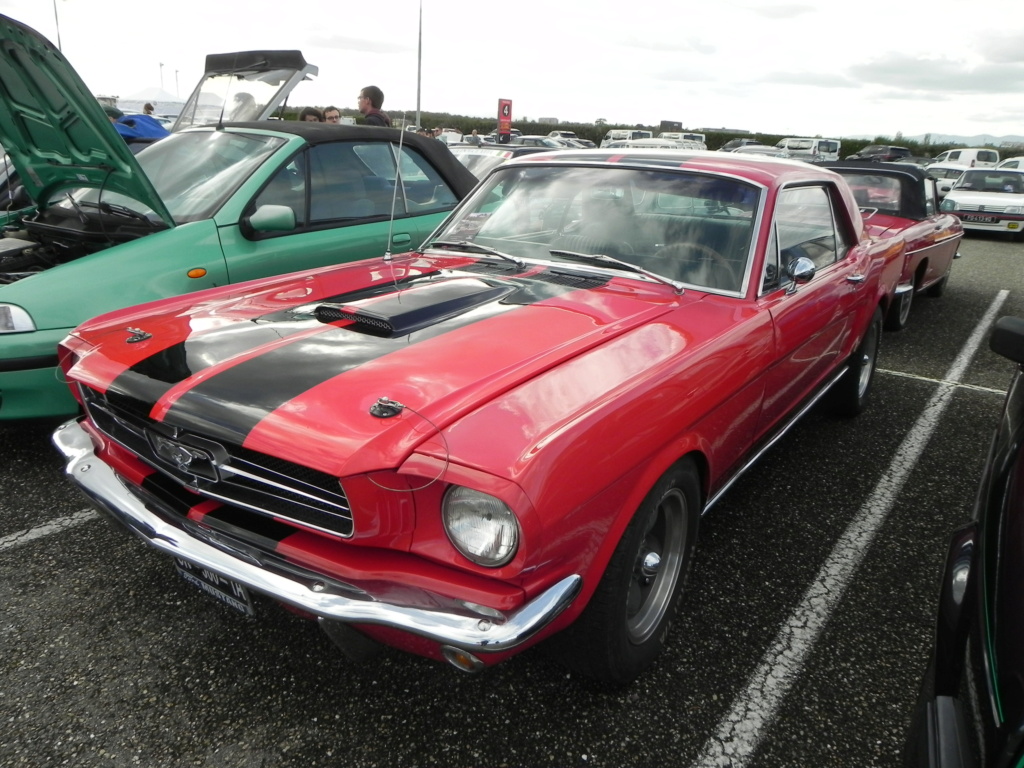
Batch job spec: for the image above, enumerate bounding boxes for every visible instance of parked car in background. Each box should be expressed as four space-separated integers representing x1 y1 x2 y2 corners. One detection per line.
903 316 1024 768
927 164 966 198
995 156 1024 170
846 145 912 162
548 130 578 140
601 139 696 150
822 161 962 330
731 145 791 158
54 150 900 685
929 147 999 168
719 138 762 152
600 129 653 147
940 168 1024 239
658 132 707 149
0 14 477 421
893 157 938 168
448 143 553 179
774 137 841 162
512 135 572 148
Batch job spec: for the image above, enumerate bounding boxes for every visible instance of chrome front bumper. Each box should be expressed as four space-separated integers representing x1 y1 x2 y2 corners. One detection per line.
53 419 581 654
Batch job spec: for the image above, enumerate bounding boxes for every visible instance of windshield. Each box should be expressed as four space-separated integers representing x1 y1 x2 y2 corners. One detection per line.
955 170 1024 194
431 164 759 294
49 130 286 224
450 148 514 179
175 69 297 128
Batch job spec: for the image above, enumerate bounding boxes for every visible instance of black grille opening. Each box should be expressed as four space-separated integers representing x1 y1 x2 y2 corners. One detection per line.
80 385 353 537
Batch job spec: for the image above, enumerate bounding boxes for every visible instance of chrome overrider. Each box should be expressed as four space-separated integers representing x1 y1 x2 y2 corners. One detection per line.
53 419 582 656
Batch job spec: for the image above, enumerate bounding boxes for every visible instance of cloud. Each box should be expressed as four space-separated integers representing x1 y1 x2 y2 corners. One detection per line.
980 33 1024 64
750 4 816 19
850 53 1024 94
307 35 412 54
761 72 859 88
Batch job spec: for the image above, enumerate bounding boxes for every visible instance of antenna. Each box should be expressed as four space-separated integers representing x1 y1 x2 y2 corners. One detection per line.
383 113 408 263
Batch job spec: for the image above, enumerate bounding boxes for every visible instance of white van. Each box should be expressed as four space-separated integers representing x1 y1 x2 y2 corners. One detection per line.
601 129 653 147
658 131 707 149
774 137 841 162
930 148 999 168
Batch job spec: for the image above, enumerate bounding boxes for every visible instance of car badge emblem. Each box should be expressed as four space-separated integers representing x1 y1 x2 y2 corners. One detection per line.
125 327 152 343
148 433 219 481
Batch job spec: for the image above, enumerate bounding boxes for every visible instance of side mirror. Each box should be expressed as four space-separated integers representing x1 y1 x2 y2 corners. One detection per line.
785 256 816 290
247 204 296 233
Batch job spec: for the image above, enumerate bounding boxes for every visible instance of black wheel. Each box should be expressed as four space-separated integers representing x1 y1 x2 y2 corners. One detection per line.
562 460 700 684
829 306 882 418
884 286 913 331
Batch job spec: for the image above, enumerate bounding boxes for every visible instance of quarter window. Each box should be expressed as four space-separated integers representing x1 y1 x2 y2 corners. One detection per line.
774 186 842 272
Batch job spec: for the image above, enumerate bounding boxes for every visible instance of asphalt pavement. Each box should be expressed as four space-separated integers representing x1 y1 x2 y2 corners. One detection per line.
1 232 1021 768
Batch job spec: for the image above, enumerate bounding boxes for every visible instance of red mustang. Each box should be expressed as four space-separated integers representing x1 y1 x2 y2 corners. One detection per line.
54 151 903 684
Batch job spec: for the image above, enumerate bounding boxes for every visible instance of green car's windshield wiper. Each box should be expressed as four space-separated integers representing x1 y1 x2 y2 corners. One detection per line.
428 239 525 269
95 201 158 226
548 249 684 293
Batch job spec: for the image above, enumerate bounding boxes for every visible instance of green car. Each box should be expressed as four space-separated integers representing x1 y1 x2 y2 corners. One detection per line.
0 14 477 420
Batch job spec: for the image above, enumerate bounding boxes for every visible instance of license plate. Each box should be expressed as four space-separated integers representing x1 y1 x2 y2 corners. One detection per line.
962 214 998 223
175 558 254 615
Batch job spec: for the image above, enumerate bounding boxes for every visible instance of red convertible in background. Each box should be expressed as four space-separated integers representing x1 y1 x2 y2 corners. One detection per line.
54 151 903 684
823 161 963 330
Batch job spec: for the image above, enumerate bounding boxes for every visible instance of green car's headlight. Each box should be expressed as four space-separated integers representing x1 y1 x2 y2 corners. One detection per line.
442 486 520 567
940 198 957 212
0 304 35 333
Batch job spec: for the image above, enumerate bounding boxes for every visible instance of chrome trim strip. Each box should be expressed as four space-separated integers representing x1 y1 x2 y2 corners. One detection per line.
704 365 848 513
53 420 581 653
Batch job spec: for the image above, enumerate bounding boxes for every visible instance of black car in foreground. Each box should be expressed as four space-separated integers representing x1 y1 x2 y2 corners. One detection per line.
904 316 1024 767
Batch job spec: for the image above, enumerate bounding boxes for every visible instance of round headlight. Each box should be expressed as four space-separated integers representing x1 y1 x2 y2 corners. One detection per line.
442 486 519 567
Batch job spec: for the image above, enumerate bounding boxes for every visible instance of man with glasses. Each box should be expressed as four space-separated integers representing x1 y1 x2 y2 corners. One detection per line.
323 106 341 123
357 86 391 127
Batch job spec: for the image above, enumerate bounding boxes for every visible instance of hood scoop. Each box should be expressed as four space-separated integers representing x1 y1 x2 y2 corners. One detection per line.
314 278 516 337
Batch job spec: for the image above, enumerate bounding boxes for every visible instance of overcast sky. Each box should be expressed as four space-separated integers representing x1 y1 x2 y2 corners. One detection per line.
4 0 1024 139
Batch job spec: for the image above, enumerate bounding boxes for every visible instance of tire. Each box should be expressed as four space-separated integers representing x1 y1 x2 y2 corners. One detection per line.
829 306 882 418
926 273 949 298
884 286 913 331
562 460 701 685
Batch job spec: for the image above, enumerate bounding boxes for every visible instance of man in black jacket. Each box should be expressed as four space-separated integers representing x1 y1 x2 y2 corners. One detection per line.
357 86 391 127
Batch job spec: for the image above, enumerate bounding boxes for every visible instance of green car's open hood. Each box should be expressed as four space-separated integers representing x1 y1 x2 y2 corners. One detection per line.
0 14 174 226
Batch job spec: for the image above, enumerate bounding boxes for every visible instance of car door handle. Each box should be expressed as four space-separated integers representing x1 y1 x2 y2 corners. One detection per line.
391 234 412 246
846 274 866 283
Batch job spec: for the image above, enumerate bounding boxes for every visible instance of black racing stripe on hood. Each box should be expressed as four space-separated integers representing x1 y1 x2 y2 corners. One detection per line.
109 267 610 444
165 269 610 443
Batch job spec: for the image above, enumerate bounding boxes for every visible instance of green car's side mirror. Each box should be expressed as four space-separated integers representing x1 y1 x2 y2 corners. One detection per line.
247 204 296 233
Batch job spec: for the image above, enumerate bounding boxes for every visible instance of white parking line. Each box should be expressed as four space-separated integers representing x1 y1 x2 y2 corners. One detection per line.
0 508 99 552
693 289 1010 768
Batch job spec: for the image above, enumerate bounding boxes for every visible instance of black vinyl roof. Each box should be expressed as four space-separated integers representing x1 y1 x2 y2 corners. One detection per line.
222 122 480 200
820 161 932 219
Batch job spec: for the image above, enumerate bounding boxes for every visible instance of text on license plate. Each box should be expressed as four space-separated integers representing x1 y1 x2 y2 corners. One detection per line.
175 558 254 615
962 214 998 223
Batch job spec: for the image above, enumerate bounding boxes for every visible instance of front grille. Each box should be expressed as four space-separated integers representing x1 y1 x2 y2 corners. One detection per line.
80 386 353 537
958 203 1011 213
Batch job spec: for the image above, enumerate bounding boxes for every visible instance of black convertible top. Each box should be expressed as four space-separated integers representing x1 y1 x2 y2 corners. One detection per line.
820 160 932 220
224 122 480 201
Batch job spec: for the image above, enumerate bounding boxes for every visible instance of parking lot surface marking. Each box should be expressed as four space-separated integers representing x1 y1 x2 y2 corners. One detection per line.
0 509 98 552
693 289 1010 767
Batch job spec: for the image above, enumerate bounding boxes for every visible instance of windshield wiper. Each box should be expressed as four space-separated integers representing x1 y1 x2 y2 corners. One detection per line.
96 201 157 226
64 192 89 225
428 239 526 269
548 249 684 293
